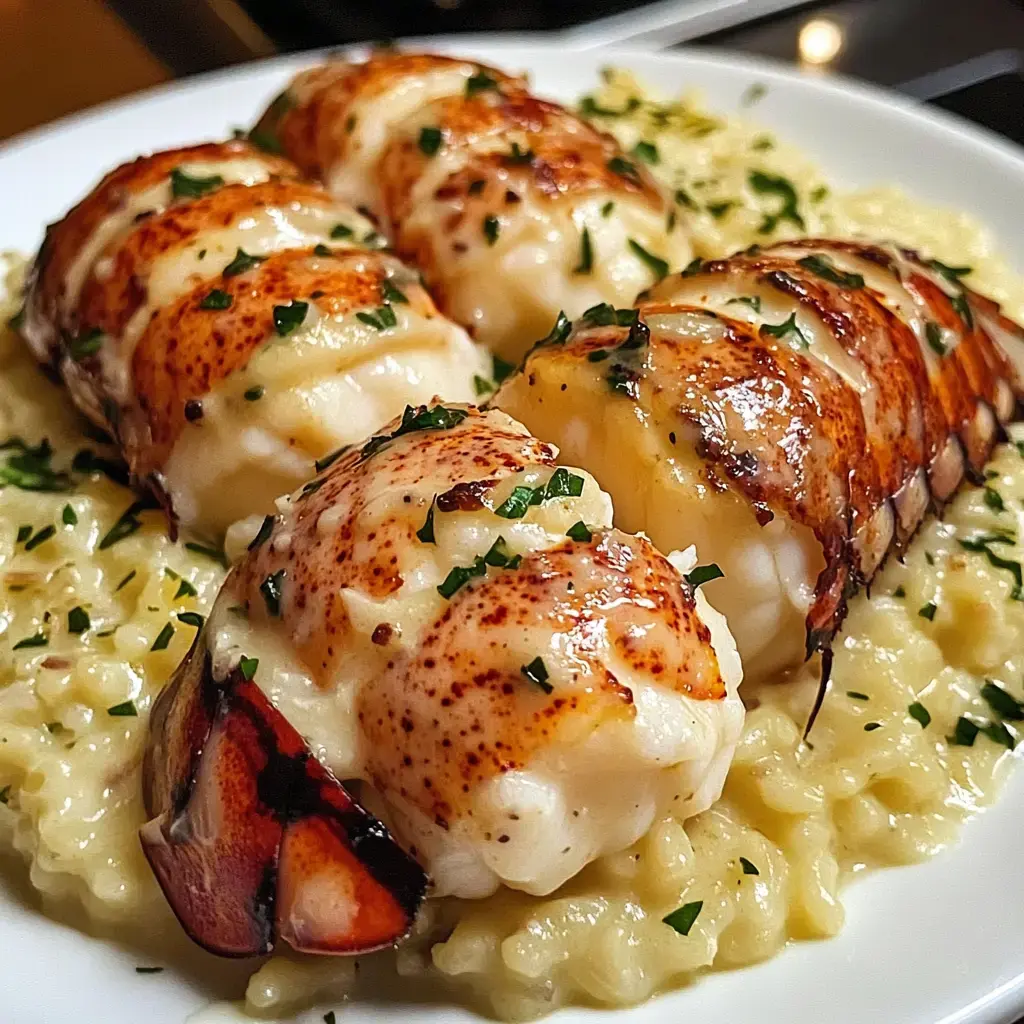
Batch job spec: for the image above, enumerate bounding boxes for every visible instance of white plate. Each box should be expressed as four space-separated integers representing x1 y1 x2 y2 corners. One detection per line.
3 39 1024 1024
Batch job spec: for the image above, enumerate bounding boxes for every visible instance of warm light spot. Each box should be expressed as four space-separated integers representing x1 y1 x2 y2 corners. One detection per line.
798 18 844 66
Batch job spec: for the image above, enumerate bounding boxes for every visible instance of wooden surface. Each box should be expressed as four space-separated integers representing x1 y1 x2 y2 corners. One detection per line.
0 0 170 143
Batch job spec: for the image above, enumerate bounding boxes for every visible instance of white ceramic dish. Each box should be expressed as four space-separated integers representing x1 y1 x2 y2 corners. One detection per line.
2 39 1024 1024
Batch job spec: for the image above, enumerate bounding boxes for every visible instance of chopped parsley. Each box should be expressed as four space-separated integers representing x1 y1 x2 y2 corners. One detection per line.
607 156 639 182
330 223 354 240
418 126 443 156
465 70 500 96
918 601 938 621
13 632 48 650
504 142 535 165
893 585 906 598
0 438 72 492
416 502 436 544
116 570 137 591
520 656 552 694
574 227 593 275
864 722 883 732
239 656 259 680
0 786 8 804
361 405 468 460
798 254 864 289
483 214 500 246
958 534 1023 598
244 385 264 401
632 140 659 165
474 375 494 395
739 857 759 876
925 321 947 356
223 249 265 277
313 243 332 257
24 524 56 551
273 301 309 337
170 167 224 199
980 680 1024 721
628 239 669 280
663 900 702 936
437 556 487 599
108 700 138 717
950 292 974 330
579 304 637 328
99 502 150 550
249 515 275 551
174 578 198 600
680 257 705 277
984 487 1005 513
16 525 30 543
468 178 486 195
566 521 592 542
381 279 408 305
686 563 724 588
748 170 804 234
356 305 398 331
579 95 641 118
260 569 286 616
674 188 696 210
908 702 931 728
199 289 232 310
810 185 829 203
927 259 972 285
483 536 520 569
726 296 761 313
751 135 774 151
135 966 163 974
493 469 585 519
706 201 735 220
67 607 90 634
150 623 175 652
949 716 980 746
177 611 204 628
760 313 808 348
487 356 514 387
536 311 573 347
69 327 103 361
847 691 869 701
602 200 616 217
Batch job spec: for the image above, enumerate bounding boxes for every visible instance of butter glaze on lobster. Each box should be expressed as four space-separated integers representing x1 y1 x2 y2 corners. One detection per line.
18 139 487 534
255 51 690 362
142 404 743 952
496 239 1024 683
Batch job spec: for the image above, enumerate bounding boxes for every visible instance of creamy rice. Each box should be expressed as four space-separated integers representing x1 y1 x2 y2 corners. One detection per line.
3 74 1024 1021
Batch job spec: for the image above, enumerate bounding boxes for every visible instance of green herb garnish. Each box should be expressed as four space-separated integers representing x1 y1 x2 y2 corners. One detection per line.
465 70 499 96
663 900 702 936
416 502 436 544
361 405 468 460
239 656 259 680
739 857 759 876
925 321 946 356
244 385 264 401
727 296 761 313
381 279 408 305
170 167 223 199
177 611 204 628
330 223 353 240
749 170 804 234
918 601 938 621
847 691 869 701
223 248 265 277
760 312 808 348
260 569 285 616
108 700 138 717
980 680 1024 721
628 239 668 280
69 327 103 361
249 515 274 551
273 301 308 337
798 254 864 289
632 140 659 165
24 524 55 551
67 607 90 634
566 521 592 542
521 656 552 694
483 214 500 245
184 541 228 567
574 227 593 275
150 623 174 651
199 289 232 310
686 563 724 588
418 126 442 156
908 702 931 728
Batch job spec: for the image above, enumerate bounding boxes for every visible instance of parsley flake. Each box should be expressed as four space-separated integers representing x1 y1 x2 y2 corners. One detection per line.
521 656 552 694
170 167 224 199
260 569 286 616
663 900 702 935
199 289 232 310
686 563 724 588
273 301 308 337
223 249 266 277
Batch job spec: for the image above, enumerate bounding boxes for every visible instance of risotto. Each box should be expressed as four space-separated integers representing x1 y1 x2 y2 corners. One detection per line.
2 72 1024 1022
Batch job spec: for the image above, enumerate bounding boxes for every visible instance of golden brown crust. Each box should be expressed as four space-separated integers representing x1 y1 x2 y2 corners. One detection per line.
126 247 435 477
25 141 297 361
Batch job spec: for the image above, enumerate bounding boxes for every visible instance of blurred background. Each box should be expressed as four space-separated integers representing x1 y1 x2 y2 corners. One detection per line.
0 0 1022 145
